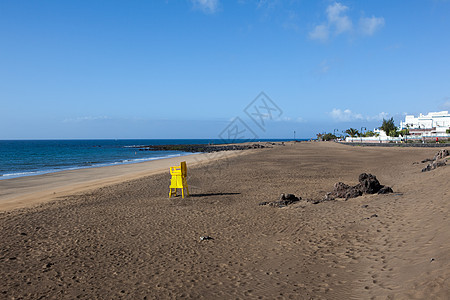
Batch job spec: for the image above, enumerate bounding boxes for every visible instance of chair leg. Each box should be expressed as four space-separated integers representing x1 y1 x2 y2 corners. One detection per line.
169 188 177 198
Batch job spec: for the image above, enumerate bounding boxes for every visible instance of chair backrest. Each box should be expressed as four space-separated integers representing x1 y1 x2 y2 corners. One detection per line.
170 161 187 177
181 161 187 177
170 166 181 175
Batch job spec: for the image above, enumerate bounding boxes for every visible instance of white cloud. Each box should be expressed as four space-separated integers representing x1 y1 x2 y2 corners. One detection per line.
309 2 384 42
329 109 389 122
330 108 363 122
309 24 329 42
191 0 219 14
366 111 389 121
359 16 385 36
326 2 352 34
309 2 351 41
273 116 306 123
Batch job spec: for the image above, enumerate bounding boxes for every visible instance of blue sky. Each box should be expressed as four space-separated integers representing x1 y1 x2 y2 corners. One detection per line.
1 0 450 139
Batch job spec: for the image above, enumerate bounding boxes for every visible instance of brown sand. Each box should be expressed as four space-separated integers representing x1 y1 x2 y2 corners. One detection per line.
0 142 448 299
0 150 245 211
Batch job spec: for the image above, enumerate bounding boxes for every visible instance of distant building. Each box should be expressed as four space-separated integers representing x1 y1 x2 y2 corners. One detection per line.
373 128 387 137
400 111 450 135
345 111 450 143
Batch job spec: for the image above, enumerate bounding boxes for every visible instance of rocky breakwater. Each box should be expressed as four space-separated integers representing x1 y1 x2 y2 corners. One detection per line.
135 143 268 153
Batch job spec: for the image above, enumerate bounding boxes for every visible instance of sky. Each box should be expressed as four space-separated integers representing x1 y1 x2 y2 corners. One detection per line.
1 0 450 140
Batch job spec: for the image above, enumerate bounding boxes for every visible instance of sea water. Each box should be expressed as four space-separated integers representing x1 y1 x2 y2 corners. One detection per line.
0 139 291 180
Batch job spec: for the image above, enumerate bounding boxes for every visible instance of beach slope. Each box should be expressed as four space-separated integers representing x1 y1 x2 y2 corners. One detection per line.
0 142 448 299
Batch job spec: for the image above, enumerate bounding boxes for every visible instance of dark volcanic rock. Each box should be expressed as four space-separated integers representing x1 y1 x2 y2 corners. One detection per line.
357 173 383 194
332 182 362 199
422 160 446 172
329 173 393 200
344 187 363 199
434 149 449 160
281 193 298 201
421 158 434 163
135 143 268 153
259 193 301 208
333 182 351 198
378 186 393 194
322 192 335 201
422 150 448 172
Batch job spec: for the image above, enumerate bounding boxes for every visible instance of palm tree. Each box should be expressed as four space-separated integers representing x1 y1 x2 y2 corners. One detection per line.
316 133 323 141
364 130 375 137
345 128 359 137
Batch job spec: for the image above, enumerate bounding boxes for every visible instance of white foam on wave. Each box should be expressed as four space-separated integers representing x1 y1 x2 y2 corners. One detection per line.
2 171 43 177
1 170 58 180
120 154 187 164
0 152 192 180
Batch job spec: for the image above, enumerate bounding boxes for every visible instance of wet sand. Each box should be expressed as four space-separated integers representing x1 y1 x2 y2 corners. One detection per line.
0 142 449 299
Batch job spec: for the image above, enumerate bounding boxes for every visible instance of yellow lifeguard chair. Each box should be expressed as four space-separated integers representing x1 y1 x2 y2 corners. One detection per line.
169 161 189 198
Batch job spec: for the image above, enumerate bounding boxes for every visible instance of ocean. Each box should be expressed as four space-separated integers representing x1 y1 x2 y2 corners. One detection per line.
0 139 292 180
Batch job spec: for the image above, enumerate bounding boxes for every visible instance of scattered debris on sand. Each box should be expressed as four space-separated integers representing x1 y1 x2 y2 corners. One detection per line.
362 214 379 220
421 149 449 172
259 193 301 208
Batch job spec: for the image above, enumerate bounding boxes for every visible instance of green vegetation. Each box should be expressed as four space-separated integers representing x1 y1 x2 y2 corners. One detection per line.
362 130 376 137
398 128 409 137
316 132 338 141
316 133 323 141
379 117 399 137
322 133 337 141
345 128 359 137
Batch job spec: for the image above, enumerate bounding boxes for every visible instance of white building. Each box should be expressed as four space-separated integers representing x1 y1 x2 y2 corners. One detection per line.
400 111 450 134
373 128 387 137
345 111 450 143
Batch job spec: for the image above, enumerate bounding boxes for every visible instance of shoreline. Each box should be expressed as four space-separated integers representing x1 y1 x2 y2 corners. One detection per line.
0 152 193 181
0 140 289 181
1 142 448 298
0 149 252 211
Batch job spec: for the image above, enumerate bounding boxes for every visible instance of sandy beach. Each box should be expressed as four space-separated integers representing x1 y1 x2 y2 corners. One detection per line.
0 150 246 211
0 142 449 299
